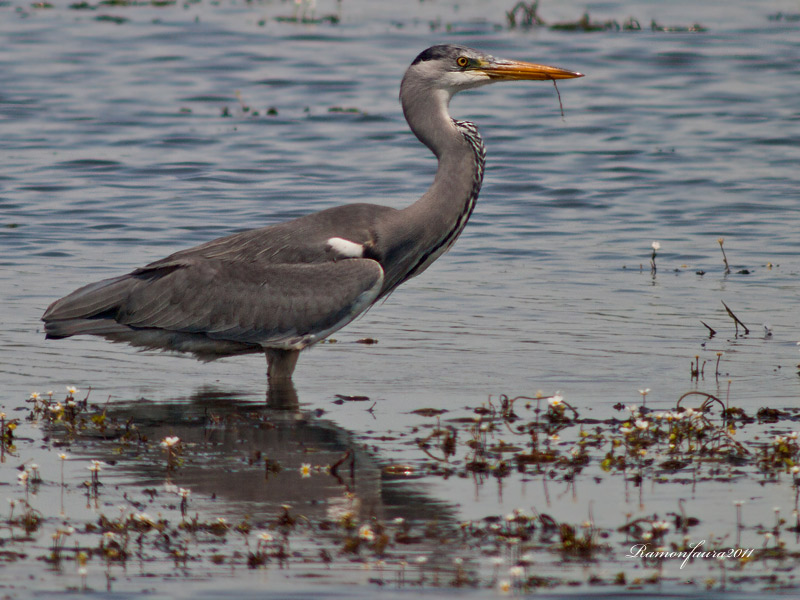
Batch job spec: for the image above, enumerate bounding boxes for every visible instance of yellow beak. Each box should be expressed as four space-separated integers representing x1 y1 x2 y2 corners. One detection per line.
480 59 584 81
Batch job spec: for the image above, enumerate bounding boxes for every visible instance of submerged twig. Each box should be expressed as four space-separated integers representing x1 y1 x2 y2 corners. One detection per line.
718 238 731 275
700 320 717 338
676 390 725 413
721 300 749 336
506 1 545 28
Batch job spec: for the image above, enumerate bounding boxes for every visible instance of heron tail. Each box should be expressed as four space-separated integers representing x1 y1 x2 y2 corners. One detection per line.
42 274 135 339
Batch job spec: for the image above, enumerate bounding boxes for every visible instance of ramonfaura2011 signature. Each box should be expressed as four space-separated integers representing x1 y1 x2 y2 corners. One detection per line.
627 540 755 570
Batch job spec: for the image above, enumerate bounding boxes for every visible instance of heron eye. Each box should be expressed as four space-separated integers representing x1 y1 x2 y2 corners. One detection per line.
456 56 470 68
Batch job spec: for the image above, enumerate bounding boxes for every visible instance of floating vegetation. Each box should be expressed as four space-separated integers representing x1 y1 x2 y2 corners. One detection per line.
274 13 339 25
506 2 707 33
5 382 800 594
768 12 800 22
328 106 363 114
274 0 340 25
94 13 129 23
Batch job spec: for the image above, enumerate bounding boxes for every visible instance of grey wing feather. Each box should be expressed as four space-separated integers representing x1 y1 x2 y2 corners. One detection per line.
43 258 384 353
120 259 383 344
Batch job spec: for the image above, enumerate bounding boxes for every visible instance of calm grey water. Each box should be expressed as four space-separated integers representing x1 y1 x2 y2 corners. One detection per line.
1 0 800 596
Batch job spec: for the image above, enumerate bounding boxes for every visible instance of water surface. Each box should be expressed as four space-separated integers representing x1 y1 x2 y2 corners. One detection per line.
1 0 800 596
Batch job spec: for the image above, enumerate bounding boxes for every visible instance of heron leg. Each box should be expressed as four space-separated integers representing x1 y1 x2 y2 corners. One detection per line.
265 349 300 409
265 348 300 381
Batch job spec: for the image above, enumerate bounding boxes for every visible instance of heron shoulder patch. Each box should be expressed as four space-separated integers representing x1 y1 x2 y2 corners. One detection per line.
326 237 364 258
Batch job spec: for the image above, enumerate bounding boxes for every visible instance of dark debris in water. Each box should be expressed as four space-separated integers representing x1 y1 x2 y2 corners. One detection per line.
333 394 370 403
505 2 707 32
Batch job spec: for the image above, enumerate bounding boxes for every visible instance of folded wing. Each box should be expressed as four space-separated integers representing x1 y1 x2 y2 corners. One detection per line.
43 257 384 358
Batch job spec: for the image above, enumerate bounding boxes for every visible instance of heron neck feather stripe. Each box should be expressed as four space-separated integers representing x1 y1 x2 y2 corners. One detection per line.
405 119 486 279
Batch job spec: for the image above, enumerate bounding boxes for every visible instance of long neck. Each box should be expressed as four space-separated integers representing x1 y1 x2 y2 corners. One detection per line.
377 83 486 295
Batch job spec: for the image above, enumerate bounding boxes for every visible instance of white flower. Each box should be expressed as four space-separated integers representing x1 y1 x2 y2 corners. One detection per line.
358 525 375 541
29 392 41 401
651 242 660 251
509 566 525 578
548 393 563 407
160 436 180 449
133 513 155 525
635 419 649 431
258 531 274 543
300 463 312 478
652 521 671 532
66 385 78 395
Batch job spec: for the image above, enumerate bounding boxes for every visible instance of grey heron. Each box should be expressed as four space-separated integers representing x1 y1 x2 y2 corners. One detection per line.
42 44 583 391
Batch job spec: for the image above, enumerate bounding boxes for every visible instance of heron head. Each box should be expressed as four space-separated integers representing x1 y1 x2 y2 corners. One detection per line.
404 44 583 97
